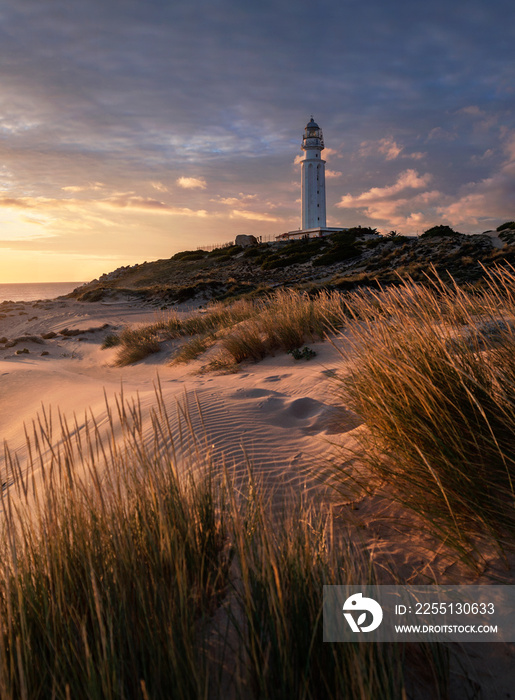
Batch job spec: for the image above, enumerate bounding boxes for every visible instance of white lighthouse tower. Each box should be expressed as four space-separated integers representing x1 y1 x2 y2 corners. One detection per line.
301 117 326 229
275 117 344 241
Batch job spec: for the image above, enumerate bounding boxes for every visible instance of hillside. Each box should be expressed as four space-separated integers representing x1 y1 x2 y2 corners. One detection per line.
69 225 515 307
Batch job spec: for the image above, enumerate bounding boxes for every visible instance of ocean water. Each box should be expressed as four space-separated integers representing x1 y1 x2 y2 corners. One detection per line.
0 282 84 304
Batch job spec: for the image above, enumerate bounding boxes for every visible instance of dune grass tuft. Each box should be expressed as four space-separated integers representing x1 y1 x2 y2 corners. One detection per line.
104 290 347 367
333 267 515 557
171 333 217 363
0 387 452 699
113 326 162 365
0 391 229 699
219 289 347 364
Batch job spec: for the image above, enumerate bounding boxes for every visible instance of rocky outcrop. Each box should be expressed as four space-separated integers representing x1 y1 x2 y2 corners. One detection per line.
235 234 258 247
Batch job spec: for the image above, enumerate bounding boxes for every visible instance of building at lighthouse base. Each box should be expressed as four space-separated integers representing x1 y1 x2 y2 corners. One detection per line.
275 226 346 242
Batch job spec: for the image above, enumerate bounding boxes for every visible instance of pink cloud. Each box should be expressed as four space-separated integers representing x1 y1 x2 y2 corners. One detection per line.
437 131 515 225
336 170 440 230
176 176 207 190
229 209 280 222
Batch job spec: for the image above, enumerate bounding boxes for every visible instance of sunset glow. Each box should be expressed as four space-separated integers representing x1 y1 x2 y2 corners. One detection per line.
0 0 513 281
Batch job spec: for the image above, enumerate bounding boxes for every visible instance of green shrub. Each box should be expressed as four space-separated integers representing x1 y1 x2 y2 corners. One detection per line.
243 246 261 258
175 285 198 303
389 234 410 245
262 251 313 269
313 244 359 266
498 229 515 245
496 221 515 232
78 287 108 302
262 256 289 270
171 250 207 261
281 238 326 255
364 238 382 249
207 245 243 258
421 225 460 238
340 226 377 238
288 346 317 360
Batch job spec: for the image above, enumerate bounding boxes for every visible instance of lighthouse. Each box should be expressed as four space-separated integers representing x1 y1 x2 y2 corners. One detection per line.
275 117 344 241
301 117 326 229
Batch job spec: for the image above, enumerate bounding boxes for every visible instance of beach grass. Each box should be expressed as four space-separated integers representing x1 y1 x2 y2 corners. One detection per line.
332 266 515 560
113 326 162 365
92 267 515 564
0 387 451 700
106 289 348 367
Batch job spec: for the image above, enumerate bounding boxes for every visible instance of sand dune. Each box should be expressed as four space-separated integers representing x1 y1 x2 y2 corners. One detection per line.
2 295 515 697
0 297 359 508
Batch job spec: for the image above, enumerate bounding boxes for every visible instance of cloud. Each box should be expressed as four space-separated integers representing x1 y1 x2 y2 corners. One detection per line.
229 209 280 222
471 149 494 163
100 194 210 217
151 181 169 192
176 177 207 190
326 170 342 179
323 148 342 160
0 191 212 221
359 138 426 162
101 194 170 211
426 127 457 142
212 192 282 222
458 105 484 117
61 183 105 193
336 170 439 229
379 138 403 160
360 137 403 160
437 134 515 226
213 193 258 206
62 186 86 193
337 169 432 208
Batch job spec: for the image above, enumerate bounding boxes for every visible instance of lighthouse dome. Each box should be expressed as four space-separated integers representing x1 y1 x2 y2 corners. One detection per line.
302 117 324 150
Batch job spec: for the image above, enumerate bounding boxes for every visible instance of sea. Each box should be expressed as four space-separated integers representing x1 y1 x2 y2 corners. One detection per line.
0 282 84 304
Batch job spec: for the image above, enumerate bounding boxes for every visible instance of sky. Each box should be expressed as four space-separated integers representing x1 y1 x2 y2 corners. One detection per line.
0 0 514 282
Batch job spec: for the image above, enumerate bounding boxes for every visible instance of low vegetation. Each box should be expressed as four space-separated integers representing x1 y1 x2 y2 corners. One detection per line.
69 222 515 309
0 389 450 700
103 264 515 563
333 266 515 560
6 227 515 696
104 289 348 367
420 224 460 238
